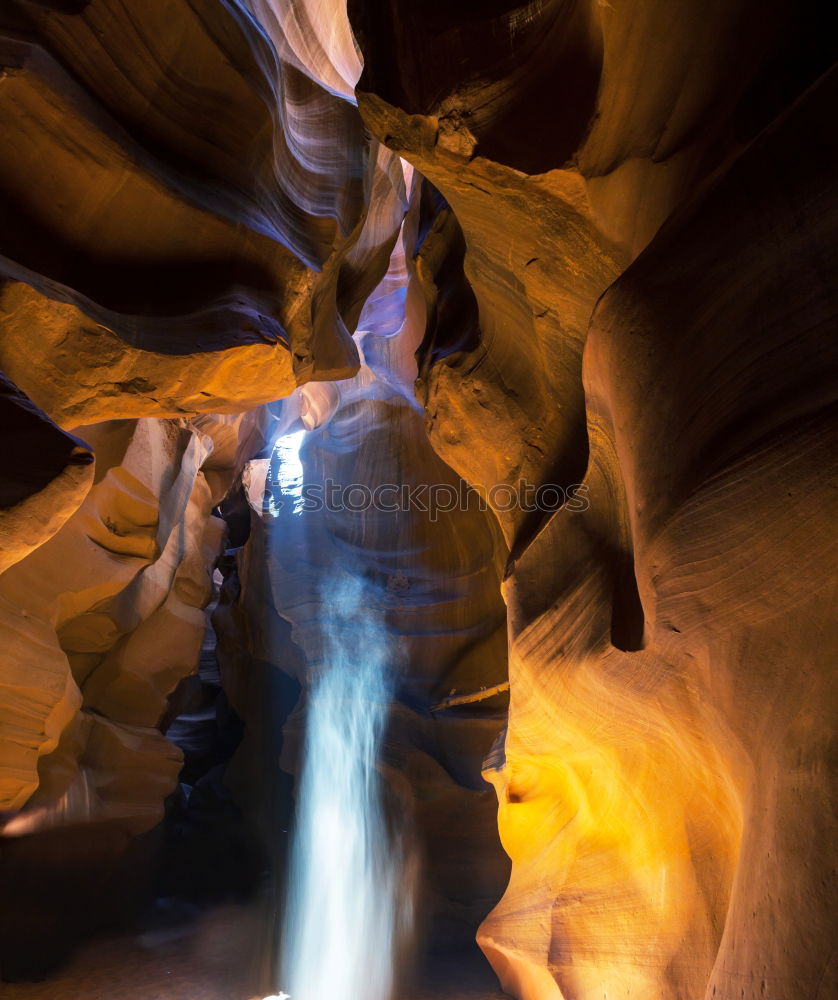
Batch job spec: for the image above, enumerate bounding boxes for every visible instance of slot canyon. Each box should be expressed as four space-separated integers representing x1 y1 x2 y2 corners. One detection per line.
0 1 835 998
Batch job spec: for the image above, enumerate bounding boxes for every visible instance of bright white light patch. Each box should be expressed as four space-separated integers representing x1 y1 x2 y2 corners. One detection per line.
271 429 306 516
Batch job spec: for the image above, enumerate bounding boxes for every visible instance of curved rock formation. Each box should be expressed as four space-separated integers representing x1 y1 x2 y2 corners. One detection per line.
0 412 268 828
0 0 835 997
350 2 838 997
0 0 390 426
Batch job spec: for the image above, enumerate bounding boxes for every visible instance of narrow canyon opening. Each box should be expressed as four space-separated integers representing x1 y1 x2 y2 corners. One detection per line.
0 1 835 999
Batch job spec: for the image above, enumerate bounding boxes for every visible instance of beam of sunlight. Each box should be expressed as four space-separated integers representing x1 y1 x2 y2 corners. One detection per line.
269 429 306 517
278 575 413 1000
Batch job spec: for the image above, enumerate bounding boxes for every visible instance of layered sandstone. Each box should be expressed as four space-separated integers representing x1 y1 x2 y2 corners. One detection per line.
0 411 269 829
350 2 838 997
0 0 834 997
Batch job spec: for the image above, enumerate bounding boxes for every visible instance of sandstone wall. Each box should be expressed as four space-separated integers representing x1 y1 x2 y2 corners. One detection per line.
351 2 838 996
0 1 834 996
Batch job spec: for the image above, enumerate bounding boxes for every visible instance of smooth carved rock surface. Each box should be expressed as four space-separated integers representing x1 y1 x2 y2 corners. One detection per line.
0 0 400 426
349 3 838 998
0 0 407 889
0 412 266 831
0 0 834 997
353 0 835 539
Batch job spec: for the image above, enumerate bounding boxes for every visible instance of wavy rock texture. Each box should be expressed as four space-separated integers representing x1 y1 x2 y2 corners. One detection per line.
0 0 390 425
350 2 838 998
0 0 511 987
0 411 269 828
0 0 399 828
0 405 274 980
0 0 834 997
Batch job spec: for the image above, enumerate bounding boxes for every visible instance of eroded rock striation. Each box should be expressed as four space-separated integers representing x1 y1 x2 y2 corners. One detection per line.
0 0 836 997
0 412 265 826
350 2 838 997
